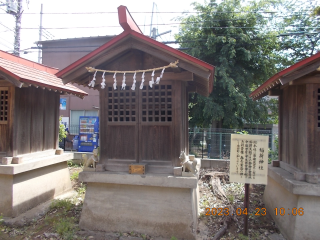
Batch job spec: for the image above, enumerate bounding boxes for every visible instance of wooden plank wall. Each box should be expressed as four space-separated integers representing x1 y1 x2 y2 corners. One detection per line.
306 84 320 173
14 87 59 156
315 84 320 173
280 85 307 171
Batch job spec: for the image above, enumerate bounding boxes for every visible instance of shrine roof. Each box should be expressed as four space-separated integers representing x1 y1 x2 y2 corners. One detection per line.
56 6 215 97
250 51 320 100
0 50 88 98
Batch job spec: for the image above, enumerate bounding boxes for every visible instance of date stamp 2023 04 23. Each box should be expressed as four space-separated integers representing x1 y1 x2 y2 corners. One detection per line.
205 207 305 216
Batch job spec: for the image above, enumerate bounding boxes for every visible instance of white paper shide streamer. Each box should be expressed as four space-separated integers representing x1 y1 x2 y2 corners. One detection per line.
131 72 136 90
156 67 165 84
88 71 97 87
121 73 126 90
101 72 106 89
140 72 145 89
113 72 117 90
149 70 155 88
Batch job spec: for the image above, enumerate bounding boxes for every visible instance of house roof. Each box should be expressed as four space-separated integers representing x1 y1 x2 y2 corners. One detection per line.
0 50 88 98
250 51 320 100
56 6 215 97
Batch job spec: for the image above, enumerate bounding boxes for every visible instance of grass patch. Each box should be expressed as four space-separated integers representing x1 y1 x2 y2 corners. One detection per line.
53 217 76 240
50 199 73 212
70 171 79 181
77 183 86 196
67 160 82 168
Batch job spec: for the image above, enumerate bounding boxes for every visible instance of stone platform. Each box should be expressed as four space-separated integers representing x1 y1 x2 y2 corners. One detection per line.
0 150 73 217
79 171 199 239
263 165 320 240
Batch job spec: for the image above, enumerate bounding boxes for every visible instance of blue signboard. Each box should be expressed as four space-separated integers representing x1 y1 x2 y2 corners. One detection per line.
60 98 67 110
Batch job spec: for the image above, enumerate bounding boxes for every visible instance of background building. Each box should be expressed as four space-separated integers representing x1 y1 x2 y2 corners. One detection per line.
39 35 114 134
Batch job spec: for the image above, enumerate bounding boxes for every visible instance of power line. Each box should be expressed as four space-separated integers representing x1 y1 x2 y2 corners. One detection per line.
19 24 320 30
0 10 314 14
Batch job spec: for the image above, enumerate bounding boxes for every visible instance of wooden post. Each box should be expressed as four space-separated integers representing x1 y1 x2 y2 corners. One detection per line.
244 183 250 236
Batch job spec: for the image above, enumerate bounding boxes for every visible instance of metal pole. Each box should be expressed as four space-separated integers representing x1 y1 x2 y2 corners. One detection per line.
219 132 222 158
244 183 250 236
202 130 204 159
13 0 22 56
38 3 43 63
150 2 155 37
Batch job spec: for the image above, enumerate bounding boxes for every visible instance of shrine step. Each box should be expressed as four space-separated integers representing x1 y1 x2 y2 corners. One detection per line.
104 163 174 174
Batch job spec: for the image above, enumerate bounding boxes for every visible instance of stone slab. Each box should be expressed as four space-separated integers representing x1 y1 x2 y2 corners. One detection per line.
264 175 320 240
0 152 74 175
0 153 73 217
79 179 198 239
306 173 318 184
12 157 24 164
201 159 230 169
173 167 182 176
79 171 198 189
267 165 320 197
2 157 12 165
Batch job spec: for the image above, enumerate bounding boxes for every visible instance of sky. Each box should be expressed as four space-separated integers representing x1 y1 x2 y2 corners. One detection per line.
0 0 202 62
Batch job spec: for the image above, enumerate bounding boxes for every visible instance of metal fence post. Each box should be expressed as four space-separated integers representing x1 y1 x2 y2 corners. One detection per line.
202 130 204 159
219 132 222 159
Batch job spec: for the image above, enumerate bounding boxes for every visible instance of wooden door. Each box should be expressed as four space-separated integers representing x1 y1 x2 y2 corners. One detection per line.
102 83 174 169
0 87 10 155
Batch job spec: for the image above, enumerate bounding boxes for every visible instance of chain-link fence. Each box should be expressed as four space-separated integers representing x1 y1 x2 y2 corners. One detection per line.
189 128 277 159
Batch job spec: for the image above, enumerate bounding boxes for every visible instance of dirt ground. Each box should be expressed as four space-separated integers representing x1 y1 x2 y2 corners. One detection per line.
0 164 282 240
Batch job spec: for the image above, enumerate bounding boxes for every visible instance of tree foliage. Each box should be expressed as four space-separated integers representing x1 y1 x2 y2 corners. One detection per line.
176 0 282 128
59 116 67 143
277 0 320 63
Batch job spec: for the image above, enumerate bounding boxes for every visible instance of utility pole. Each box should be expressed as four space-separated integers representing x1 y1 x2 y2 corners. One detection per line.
150 2 155 37
38 3 43 63
13 0 23 56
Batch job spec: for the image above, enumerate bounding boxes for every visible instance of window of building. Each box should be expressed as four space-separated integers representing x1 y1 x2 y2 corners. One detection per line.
0 87 9 124
70 110 99 134
107 84 172 123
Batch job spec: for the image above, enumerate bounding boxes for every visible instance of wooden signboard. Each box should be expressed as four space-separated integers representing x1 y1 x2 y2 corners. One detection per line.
229 134 269 185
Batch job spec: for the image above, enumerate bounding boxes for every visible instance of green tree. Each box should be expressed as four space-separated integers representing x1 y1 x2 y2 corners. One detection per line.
176 0 282 128
59 116 67 142
277 0 320 63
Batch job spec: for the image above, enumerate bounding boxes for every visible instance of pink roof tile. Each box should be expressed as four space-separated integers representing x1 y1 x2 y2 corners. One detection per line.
0 50 87 97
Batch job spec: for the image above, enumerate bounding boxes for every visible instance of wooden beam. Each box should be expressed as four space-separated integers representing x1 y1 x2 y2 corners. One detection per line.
118 6 142 34
131 40 212 80
0 73 22 87
61 38 132 84
280 60 320 85
268 89 281 96
289 76 320 85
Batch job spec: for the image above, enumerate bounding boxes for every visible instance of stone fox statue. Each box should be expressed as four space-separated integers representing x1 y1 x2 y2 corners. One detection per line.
82 148 99 168
179 151 198 175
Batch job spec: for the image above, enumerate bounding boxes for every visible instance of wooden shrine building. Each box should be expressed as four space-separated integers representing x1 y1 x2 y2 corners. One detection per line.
56 6 215 239
250 52 320 240
57 6 215 174
0 50 87 217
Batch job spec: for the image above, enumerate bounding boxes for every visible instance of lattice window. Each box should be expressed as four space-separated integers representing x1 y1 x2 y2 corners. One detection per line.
0 88 9 123
141 84 172 122
107 86 136 122
318 88 320 128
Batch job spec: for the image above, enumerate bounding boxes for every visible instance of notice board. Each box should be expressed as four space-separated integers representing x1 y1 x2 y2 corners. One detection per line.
229 134 269 185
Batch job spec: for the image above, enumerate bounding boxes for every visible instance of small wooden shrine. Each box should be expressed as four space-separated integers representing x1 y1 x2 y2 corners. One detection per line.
56 6 214 239
0 50 87 217
250 52 320 240
57 6 215 174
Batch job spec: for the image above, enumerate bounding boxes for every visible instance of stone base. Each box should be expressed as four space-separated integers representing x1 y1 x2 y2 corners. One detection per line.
263 165 320 240
79 172 199 239
0 151 73 217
